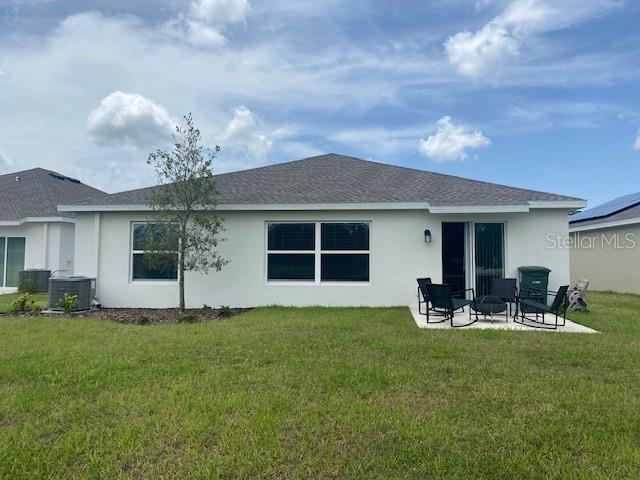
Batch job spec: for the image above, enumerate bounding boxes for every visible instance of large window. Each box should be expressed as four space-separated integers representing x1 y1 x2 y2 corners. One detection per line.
266 222 370 283
131 223 178 281
0 237 25 288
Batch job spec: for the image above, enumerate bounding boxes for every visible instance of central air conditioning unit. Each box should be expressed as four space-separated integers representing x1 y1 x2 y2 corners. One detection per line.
48 277 95 311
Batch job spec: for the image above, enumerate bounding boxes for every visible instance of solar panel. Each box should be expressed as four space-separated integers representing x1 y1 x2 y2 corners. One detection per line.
570 191 640 223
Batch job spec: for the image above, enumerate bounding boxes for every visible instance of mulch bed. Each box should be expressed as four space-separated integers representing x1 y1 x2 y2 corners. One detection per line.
2 307 250 324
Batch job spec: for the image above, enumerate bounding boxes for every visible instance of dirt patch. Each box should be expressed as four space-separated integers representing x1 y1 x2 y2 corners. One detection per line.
2 307 250 324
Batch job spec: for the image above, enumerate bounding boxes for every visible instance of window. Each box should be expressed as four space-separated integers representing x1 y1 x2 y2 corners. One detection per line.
131 223 178 281
320 223 369 281
0 237 25 288
267 223 315 281
266 222 370 283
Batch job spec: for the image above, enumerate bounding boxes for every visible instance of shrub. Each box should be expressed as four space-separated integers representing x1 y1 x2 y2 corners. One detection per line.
11 293 35 313
58 293 78 313
135 314 151 325
177 313 200 324
218 305 233 318
18 278 38 294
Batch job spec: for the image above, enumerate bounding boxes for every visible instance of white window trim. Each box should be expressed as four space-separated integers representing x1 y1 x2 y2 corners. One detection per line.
265 221 372 286
130 221 179 284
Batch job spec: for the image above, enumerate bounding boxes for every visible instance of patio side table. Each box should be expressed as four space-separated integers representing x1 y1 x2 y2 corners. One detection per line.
472 295 508 323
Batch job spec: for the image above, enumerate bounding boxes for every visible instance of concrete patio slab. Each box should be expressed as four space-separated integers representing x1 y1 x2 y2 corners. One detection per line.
410 307 598 333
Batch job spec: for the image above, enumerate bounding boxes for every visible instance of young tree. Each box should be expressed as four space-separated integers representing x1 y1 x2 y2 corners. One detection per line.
144 114 227 312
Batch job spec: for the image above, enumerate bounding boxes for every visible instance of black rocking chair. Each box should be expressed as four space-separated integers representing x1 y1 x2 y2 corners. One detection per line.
417 277 433 316
490 278 518 317
424 283 479 328
515 285 569 330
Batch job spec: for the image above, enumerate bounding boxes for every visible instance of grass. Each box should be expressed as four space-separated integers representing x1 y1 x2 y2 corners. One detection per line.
0 292 639 478
0 292 47 313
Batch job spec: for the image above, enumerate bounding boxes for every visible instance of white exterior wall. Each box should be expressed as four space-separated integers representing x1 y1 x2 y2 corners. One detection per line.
0 221 75 281
73 208 571 308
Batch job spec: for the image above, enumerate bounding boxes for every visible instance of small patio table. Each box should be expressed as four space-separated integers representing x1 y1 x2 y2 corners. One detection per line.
472 295 508 323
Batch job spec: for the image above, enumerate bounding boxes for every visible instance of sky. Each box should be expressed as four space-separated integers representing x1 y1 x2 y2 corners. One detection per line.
0 0 639 207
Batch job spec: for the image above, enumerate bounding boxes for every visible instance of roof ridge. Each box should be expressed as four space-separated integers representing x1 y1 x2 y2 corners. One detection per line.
94 153 582 202
0 167 54 178
82 154 343 200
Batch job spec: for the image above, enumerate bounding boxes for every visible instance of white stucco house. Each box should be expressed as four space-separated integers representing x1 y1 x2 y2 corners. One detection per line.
0 168 105 292
59 154 585 308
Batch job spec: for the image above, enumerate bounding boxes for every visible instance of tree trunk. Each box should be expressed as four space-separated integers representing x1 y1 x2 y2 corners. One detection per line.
179 248 186 312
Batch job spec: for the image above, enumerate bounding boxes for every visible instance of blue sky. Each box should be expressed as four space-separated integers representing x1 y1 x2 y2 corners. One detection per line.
0 0 639 206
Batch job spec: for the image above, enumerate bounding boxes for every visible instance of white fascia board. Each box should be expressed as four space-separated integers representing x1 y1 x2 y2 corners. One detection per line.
58 202 433 212
0 216 75 226
528 200 587 209
59 200 582 214
569 217 640 233
428 205 530 214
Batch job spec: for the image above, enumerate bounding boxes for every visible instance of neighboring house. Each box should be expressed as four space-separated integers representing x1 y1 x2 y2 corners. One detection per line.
0 168 105 292
59 154 585 308
569 192 640 294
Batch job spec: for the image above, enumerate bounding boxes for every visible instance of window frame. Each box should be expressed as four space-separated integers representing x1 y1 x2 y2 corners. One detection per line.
265 221 371 285
130 222 179 284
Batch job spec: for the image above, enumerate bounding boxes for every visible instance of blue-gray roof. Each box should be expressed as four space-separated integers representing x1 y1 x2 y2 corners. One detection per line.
570 191 640 225
65 154 582 209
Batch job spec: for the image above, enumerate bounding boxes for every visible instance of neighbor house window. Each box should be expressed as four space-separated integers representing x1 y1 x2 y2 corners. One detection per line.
0 237 25 288
266 222 370 283
131 223 178 281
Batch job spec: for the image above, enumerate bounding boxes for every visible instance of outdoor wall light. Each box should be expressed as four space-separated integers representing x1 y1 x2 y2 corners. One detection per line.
424 229 432 243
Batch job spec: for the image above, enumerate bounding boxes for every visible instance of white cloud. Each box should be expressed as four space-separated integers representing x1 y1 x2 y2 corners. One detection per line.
185 20 228 47
166 0 249 47
87 91 175 147
445 22 520 77
419 116 491 161
634 129 640 151
218 106 294 167
330 126 427 156
190 0 250 24
445 0 623 77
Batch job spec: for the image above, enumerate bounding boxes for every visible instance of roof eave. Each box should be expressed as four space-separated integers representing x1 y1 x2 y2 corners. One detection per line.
0 216 76 226
58 199 585 214
569 217 640 232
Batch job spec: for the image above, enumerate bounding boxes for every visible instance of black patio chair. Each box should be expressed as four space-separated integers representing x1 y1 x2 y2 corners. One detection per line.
515 285 569 330
425 283 479 327
416 277 432 315
490 277 518 317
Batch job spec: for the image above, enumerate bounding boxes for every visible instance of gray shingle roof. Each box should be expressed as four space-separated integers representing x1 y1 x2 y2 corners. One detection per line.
66 154 581 209
0 168 106 221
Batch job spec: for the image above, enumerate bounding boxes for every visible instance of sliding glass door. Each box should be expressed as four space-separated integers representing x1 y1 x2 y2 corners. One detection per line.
0 237 25 288
474 223 504 296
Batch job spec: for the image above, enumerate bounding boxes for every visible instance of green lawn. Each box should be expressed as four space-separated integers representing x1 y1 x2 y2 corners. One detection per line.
1 292 639 479
0 292 47 313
